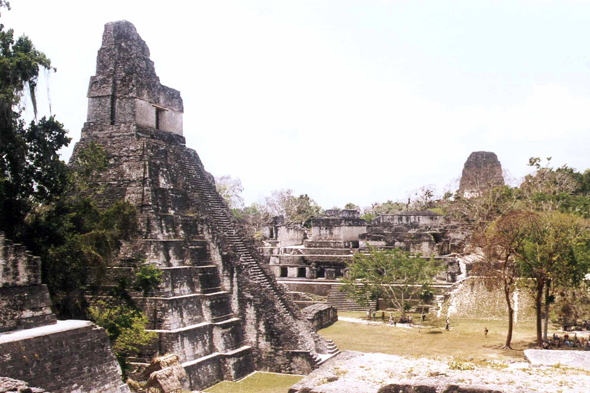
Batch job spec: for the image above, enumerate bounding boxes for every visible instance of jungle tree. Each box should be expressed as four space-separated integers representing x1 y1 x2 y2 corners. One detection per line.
341 247 443 319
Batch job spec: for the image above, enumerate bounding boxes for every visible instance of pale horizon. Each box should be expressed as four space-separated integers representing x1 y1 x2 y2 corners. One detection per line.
5 0 590 209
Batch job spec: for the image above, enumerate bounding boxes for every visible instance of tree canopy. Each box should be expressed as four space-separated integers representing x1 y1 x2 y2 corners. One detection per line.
341 247 443 318
0 13 70 241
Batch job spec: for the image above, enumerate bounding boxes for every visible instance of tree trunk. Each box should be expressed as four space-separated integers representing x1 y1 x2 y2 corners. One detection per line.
401 292 406 319
504 283 514 349
543 280 551 341
535 279 545 347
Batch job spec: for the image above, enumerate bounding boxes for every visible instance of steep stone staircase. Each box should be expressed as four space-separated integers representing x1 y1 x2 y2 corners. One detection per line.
326 285 377 312
178 150 335 367
181 154 297 320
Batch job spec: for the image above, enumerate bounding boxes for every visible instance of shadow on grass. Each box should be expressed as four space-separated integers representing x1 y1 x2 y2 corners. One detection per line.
426 331 443 335
480 340 538 359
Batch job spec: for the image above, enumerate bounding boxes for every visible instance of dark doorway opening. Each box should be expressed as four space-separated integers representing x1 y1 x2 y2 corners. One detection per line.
297 267 306 278
280 267 288 277
155 108 165 130
317 267 325 278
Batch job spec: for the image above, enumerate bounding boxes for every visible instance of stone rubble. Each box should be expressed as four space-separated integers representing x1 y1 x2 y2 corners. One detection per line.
289 351 590 393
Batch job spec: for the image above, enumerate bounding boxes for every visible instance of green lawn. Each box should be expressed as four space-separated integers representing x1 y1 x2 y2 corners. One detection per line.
322 312 547 361
204 372 303 393
204 313 556 392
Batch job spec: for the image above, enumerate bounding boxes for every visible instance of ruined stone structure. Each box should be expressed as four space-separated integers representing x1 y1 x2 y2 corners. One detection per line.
264 210 365 283
301 304 338 331
458 151 504 198
143 354 188 393
0 233 129 393
71 20 337 391
263 216 307 248
308 209 367 249
361 210 451 256
0 233 55 332
262 209 466 312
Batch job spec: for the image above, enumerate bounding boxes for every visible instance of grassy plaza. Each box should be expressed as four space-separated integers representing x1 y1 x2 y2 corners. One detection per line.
204 311 566 392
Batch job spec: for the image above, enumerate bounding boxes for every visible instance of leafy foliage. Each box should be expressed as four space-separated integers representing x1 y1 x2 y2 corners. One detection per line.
365 200 406 215
341 247 443 318
360 212 377 223
241 202 272 231
134 265 163 297
511 211 590 345
23 143 138 318
0 17 70 241
0 7 154 380
89 299 156 378
89 264 162 378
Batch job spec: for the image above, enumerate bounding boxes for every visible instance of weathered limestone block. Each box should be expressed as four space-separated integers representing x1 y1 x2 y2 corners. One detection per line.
0 234 56 333
377 384 503 393
458 151 504 198
0 377 46 393
302 303 338 330
0 285 56 333
524 349 590 370
144 354 189 393
310 210 367 243
0 235 130 392
0 320 129 393
0 234 41 288
371 211 442 228
444 277 535 321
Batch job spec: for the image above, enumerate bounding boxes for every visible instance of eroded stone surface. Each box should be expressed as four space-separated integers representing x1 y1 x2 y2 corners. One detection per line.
524 349 590 370
0 235 129 392
302 303 338 330
87 20 183 135
0 377 46 393
73 20 334 391
0 233 56 333
0 321 130 393
458 152 504 198
289 351 590 393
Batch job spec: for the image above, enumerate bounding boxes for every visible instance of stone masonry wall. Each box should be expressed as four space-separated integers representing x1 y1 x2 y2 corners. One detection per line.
0 233 56 332
0 321 129 393
445 277 535 322
0 234 130 392
302 303 338 331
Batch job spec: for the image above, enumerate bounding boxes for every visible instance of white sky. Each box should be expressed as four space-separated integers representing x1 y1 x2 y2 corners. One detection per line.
5 0 590 209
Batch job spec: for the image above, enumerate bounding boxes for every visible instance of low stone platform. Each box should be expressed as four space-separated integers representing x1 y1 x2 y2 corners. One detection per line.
524 349 590 370
289 351 590 393
302 303 338 331
0 320 130 393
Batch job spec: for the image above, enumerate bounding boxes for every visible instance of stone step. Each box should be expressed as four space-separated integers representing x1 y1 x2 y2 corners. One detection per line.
211 313 235 323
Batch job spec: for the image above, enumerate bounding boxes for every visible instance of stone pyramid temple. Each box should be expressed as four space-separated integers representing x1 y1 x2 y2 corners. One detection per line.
458 151 504 198
71 20 338 390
